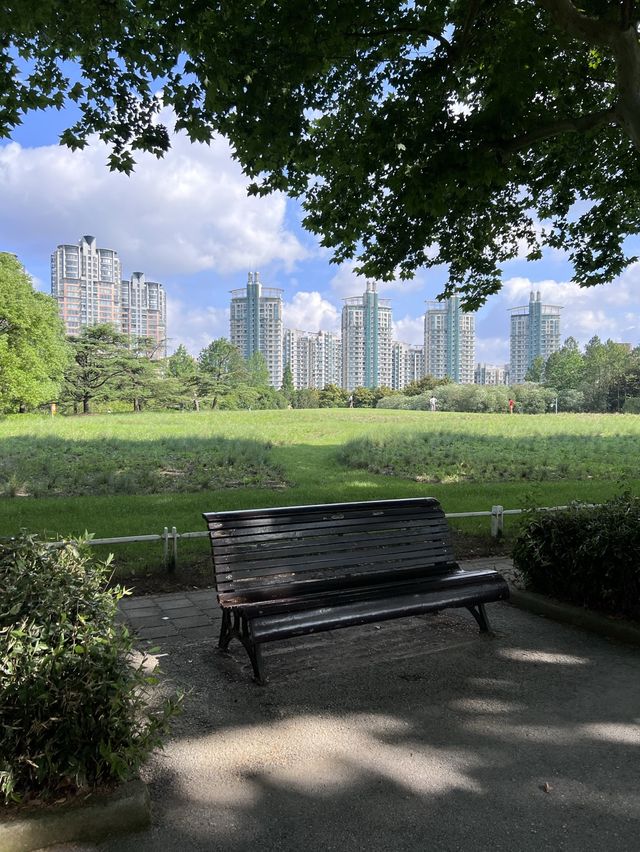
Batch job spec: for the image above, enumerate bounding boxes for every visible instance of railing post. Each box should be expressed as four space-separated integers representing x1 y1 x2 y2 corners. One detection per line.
171 526 178 573
490 505 504 538
162 526 169 569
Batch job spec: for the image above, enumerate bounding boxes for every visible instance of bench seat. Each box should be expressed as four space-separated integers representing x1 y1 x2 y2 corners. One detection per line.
203 498 509 682
248 568 508 641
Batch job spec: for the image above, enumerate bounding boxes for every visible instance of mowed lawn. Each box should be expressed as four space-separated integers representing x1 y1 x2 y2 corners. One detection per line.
1 408 638 576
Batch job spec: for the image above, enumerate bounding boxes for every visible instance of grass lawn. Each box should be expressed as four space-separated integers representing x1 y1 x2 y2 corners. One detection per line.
1 408 638 581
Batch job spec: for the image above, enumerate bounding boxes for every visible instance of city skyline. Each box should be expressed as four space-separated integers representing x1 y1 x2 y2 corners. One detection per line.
2 106 638 362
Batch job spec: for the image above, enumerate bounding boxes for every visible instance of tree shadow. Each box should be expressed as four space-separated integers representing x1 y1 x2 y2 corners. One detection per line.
100 604 640 851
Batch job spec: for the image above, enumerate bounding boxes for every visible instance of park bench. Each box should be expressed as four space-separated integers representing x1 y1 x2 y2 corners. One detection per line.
203 498 509 683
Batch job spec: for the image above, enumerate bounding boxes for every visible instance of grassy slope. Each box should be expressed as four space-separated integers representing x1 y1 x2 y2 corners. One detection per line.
1 408 638 576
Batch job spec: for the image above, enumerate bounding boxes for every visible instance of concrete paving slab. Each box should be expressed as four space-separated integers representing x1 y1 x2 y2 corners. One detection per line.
100 596 640 852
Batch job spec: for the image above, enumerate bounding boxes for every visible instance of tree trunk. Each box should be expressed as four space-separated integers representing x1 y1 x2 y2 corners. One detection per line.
83 396 91 414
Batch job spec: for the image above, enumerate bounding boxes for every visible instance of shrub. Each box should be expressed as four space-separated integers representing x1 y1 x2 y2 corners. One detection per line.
623 397 640 414
512 495 640 620
0 535 180 804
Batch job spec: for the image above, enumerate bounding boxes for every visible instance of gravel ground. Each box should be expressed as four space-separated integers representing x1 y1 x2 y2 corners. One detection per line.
57 590 640 852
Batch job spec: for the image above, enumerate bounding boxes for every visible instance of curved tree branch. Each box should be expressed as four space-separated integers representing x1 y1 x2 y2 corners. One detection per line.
536 0 640 150
498 107 619 156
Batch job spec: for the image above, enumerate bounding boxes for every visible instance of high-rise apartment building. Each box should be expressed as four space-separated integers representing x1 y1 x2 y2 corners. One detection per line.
391 342 424 390
283 329 342 389
121 272 167 358
424 295 475 383
341 282 392 390
51 237 167 353
474 363 509 385
509 291 562 383
51 235 122 335
315 330 342 389
283 329 314 390
230 271 283 388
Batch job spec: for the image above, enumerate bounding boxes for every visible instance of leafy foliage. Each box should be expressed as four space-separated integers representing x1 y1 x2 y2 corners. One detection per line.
377 383 556 413
319 384 350 408
4 3 640 302
512 495 640 619
0 253 70 412
0 535 181 803
539 335 640 412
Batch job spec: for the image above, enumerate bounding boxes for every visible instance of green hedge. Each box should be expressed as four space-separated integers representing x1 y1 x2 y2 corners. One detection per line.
512 495 640 620
0 535 180 803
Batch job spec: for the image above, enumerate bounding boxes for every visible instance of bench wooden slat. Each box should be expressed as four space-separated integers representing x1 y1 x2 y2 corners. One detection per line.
216 554 458 595
212 525 451 561
214 535 452 571
217 563 475 608
209 515 447 543
204 498 441 524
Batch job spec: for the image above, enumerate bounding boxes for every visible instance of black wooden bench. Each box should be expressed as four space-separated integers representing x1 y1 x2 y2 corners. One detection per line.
203 498 509 682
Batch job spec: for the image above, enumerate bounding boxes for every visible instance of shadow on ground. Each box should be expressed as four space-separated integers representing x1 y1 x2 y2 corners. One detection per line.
102 602 640 852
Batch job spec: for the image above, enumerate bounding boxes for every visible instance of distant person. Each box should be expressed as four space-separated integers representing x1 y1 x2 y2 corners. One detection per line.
508 398 515 414
429 395 437 412
348 394 354 408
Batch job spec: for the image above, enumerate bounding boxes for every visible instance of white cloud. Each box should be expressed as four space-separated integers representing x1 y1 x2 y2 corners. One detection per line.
328 261 426 299
166 296 229 356
393 315 423 345
283 291 340 333
475 336 509 365
0 128 309 280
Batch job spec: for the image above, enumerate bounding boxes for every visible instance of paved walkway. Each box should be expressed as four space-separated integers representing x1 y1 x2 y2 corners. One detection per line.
119 557 516 642
86 557 640 851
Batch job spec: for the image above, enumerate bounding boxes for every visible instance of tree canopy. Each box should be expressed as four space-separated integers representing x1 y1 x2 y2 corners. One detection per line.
0 253 69 412
4 1 640 305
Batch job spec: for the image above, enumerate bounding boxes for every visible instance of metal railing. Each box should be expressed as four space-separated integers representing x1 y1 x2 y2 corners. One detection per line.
19 504 581 571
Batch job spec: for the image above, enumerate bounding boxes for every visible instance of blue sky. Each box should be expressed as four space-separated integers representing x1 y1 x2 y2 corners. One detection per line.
1 106 639 363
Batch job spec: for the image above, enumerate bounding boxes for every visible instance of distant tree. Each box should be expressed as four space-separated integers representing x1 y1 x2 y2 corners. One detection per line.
352 387 377 408
557 388 585 412
245 352 271 388
0 253 70 412
112 337 165 412
525 356 546 383
168 344 197 379
293 388 320 408
509 382 557 414
319 384 349 408
544 337 585 391
403 376 438 396
167 344 200 409
281 362 295 402
198 339 247 408
582 337 632 412
62 325 133 414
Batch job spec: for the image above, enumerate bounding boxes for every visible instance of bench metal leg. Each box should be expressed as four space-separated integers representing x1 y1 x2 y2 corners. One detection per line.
218 608 266 684
218 609 234 650
466 603 492 633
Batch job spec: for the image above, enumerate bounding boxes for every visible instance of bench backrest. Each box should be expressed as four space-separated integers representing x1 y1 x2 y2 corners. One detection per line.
203 498 458 606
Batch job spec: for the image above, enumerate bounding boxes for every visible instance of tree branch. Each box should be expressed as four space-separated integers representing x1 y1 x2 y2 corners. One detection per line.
535 0 615 46
455 0 484 60
536 0 640 150
621 0 635 29
497 108 619 156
